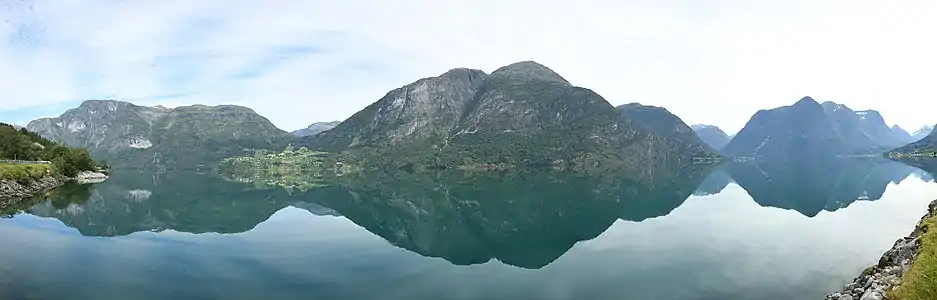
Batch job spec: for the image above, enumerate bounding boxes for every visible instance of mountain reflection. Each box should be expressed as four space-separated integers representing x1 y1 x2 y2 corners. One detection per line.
300 164 714 269
725 158 917 217
21 171 337 236
6 157 934 270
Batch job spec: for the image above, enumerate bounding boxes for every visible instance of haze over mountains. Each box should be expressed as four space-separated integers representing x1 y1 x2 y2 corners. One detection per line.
691 124 731 151
291 121 340 137
722 96 924 159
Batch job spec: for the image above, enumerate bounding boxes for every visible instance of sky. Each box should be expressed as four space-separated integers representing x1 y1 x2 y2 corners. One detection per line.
1 0 936 134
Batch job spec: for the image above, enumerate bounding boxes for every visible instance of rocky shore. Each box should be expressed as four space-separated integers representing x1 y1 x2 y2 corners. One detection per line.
825 199 937 300
0 171 109 207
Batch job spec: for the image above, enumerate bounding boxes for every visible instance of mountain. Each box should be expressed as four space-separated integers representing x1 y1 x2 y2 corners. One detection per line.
723 97 846 159
912 125 935 141
723 97 906 159
891 125 914 143
291 121 341 137
302 61 717 171
889 127 937 155
691 124 731 150
853 109 909 148
26 100 294 169
617 103 718 155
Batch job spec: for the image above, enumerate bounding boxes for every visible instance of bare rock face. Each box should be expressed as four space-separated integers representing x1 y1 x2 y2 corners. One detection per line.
303 61 718 173
27 100 293 169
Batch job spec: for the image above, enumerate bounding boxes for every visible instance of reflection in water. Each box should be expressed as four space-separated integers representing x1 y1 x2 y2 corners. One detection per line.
693 170 732 196
21 172 338 237
1 158 930 268
301 164 714 269
1 158 936 300
726 158 917 217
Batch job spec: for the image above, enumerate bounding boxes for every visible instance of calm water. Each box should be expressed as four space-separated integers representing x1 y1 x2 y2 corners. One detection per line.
1 159 937 300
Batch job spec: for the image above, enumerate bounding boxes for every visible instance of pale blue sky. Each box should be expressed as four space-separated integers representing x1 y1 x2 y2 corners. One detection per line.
1 0 936 133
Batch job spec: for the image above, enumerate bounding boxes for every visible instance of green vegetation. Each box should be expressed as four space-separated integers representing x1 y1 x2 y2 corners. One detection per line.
0 123 100 179
0 163 53 184
889 151 937 159
888 215 937 300
216 145 344 191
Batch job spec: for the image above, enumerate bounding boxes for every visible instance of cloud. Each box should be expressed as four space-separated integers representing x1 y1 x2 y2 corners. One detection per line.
1 0 936 132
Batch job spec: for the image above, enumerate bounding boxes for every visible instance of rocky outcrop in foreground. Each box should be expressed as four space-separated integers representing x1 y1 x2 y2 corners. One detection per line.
825 199 937 300
1 172 110 207
0 176 66 205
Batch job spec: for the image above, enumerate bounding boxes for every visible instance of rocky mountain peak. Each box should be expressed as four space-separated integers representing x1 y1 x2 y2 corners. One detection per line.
491 61 570 86
856 110 885 123
441 68 488 81
794 96 820 107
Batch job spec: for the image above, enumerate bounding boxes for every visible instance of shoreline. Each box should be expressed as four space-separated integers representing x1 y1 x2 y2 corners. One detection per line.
825 199 937 300
0 171 109 208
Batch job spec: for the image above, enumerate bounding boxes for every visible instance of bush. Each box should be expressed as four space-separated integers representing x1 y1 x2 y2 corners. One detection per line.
0 163 52 184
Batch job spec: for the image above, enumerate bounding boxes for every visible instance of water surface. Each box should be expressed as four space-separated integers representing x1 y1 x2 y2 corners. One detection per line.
1 159 936 300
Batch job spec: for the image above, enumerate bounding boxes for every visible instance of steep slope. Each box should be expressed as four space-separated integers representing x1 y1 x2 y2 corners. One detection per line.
291 121 341 137
820 102 877 151
27 100 293 169
854 109 907 148
617 103 717 157
912 125 935 141
892 125 914 144
890 128 937 156
691 124 731 150
303 61 717 171
723 97 845 159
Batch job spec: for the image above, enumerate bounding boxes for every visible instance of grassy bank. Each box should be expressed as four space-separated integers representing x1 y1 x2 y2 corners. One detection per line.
0 163 54 183
889 214 937 300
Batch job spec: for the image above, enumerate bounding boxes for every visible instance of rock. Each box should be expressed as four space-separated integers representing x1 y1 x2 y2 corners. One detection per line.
826 199 937 299
837 295 854 300
0 176 65 206
74 171 109 184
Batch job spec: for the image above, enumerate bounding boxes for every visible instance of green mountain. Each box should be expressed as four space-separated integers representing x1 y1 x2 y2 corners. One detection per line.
617 103 718 155
26 100 294 169
889 126 937 156
302 61 717 171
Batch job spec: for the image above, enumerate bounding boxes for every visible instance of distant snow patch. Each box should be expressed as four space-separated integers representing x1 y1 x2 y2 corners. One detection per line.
107 103 118 112
67 121 86 132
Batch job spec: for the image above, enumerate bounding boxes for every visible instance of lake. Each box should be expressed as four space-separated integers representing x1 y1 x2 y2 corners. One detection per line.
1 159 936 300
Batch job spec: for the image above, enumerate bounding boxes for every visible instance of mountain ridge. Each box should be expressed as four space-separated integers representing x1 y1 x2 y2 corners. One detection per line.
302 61 718 172
26 100 294 169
